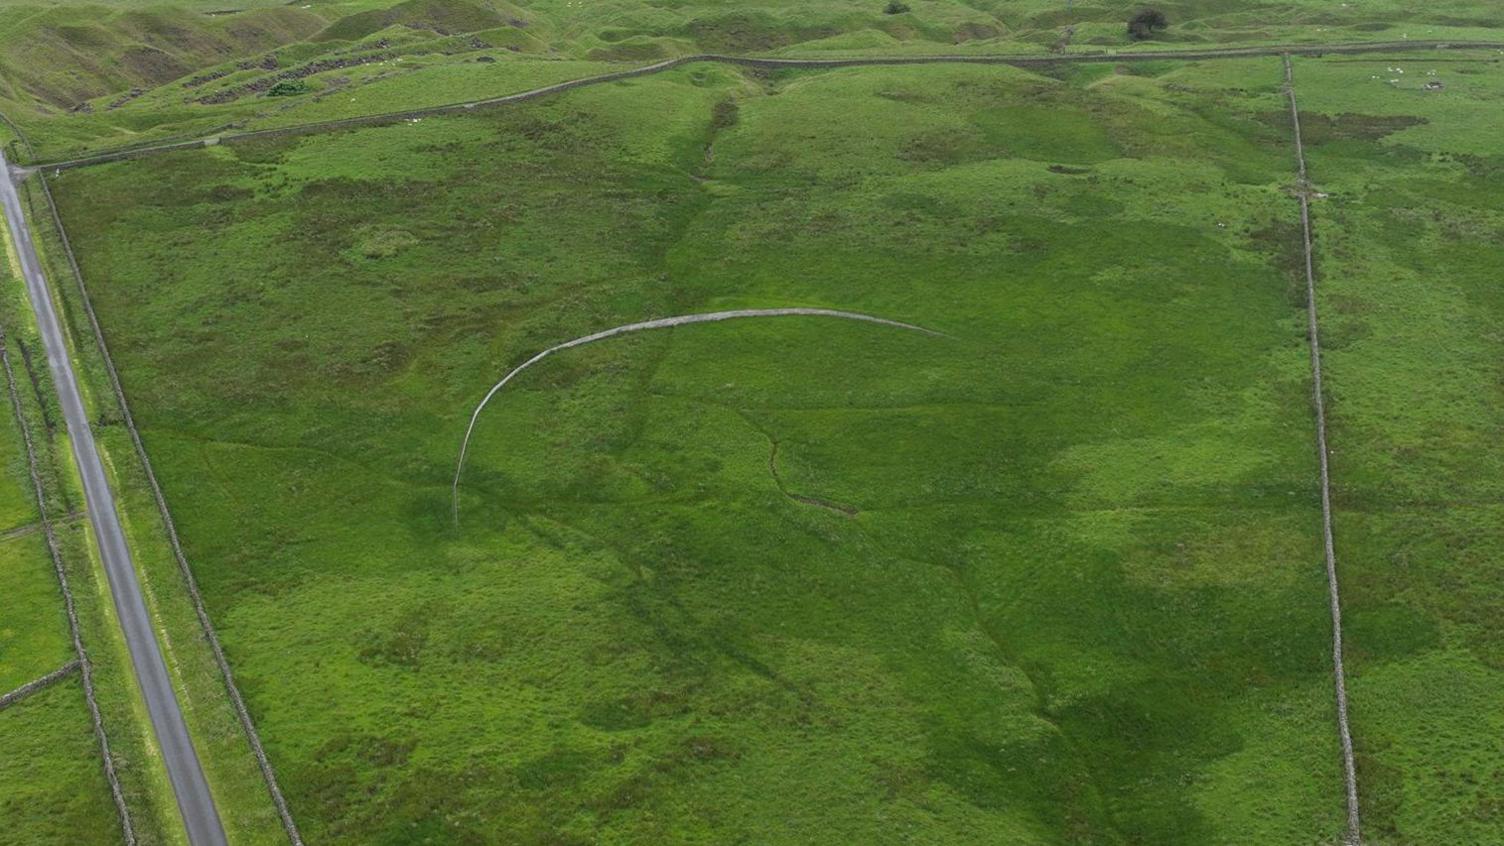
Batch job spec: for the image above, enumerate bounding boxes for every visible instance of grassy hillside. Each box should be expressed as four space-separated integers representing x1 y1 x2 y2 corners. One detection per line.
46 56 1361 844
8 4 1504 845
3 0 1503 162
0 4 329 108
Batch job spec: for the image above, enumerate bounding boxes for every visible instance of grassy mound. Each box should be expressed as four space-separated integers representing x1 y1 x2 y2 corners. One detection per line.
0 4 325 108
312 0 514 43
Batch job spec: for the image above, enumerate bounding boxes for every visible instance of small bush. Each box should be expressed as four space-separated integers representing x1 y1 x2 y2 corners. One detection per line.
1127 9 1168 41
355 225 419 259
884 1 910 14
710 98 739 132
267 80 309 97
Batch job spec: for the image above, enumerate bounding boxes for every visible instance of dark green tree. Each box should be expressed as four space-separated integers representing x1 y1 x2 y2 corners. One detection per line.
1127 9 1168 41
267 80 309 97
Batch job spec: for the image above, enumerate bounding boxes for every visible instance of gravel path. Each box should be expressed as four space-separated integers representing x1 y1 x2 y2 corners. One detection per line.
451 308 942 520
1284 54 1362 846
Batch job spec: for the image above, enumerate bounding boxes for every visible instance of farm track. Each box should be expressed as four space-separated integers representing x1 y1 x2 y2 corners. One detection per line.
451 308 943 521
21 38 1504 172
1283 54 1361 846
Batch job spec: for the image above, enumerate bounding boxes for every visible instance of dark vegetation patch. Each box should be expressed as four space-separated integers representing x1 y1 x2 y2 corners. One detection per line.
1260 111 1428 144
1247 219 1307 308
118 45 191 85
587 39 669 62
1127 8 1168 41
1455 152 1504 181
1427 15 1504 28
952 21 1000 42
896 127 986 165
1345 604 1440 664
709 97 739 132
312 0 507 43
197 52 393 103
681 13 839 52
356 606 433 670
206 184 253 203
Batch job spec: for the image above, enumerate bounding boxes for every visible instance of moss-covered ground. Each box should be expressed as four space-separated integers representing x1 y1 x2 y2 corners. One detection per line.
44 56 1375 844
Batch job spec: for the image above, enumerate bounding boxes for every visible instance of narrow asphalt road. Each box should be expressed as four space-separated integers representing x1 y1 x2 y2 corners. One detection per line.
0 150 228 846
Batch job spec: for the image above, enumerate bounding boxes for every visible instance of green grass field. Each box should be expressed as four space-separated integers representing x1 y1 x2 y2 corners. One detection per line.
2 0 1500 842
42 55 1378 844
1291 53 1504 844
0 681 126 844
9 168 291 844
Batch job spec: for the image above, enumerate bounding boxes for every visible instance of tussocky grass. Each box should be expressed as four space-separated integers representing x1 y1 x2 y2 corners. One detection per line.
1291 53 1504 845
41 56 1366 844
0 680 126 844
